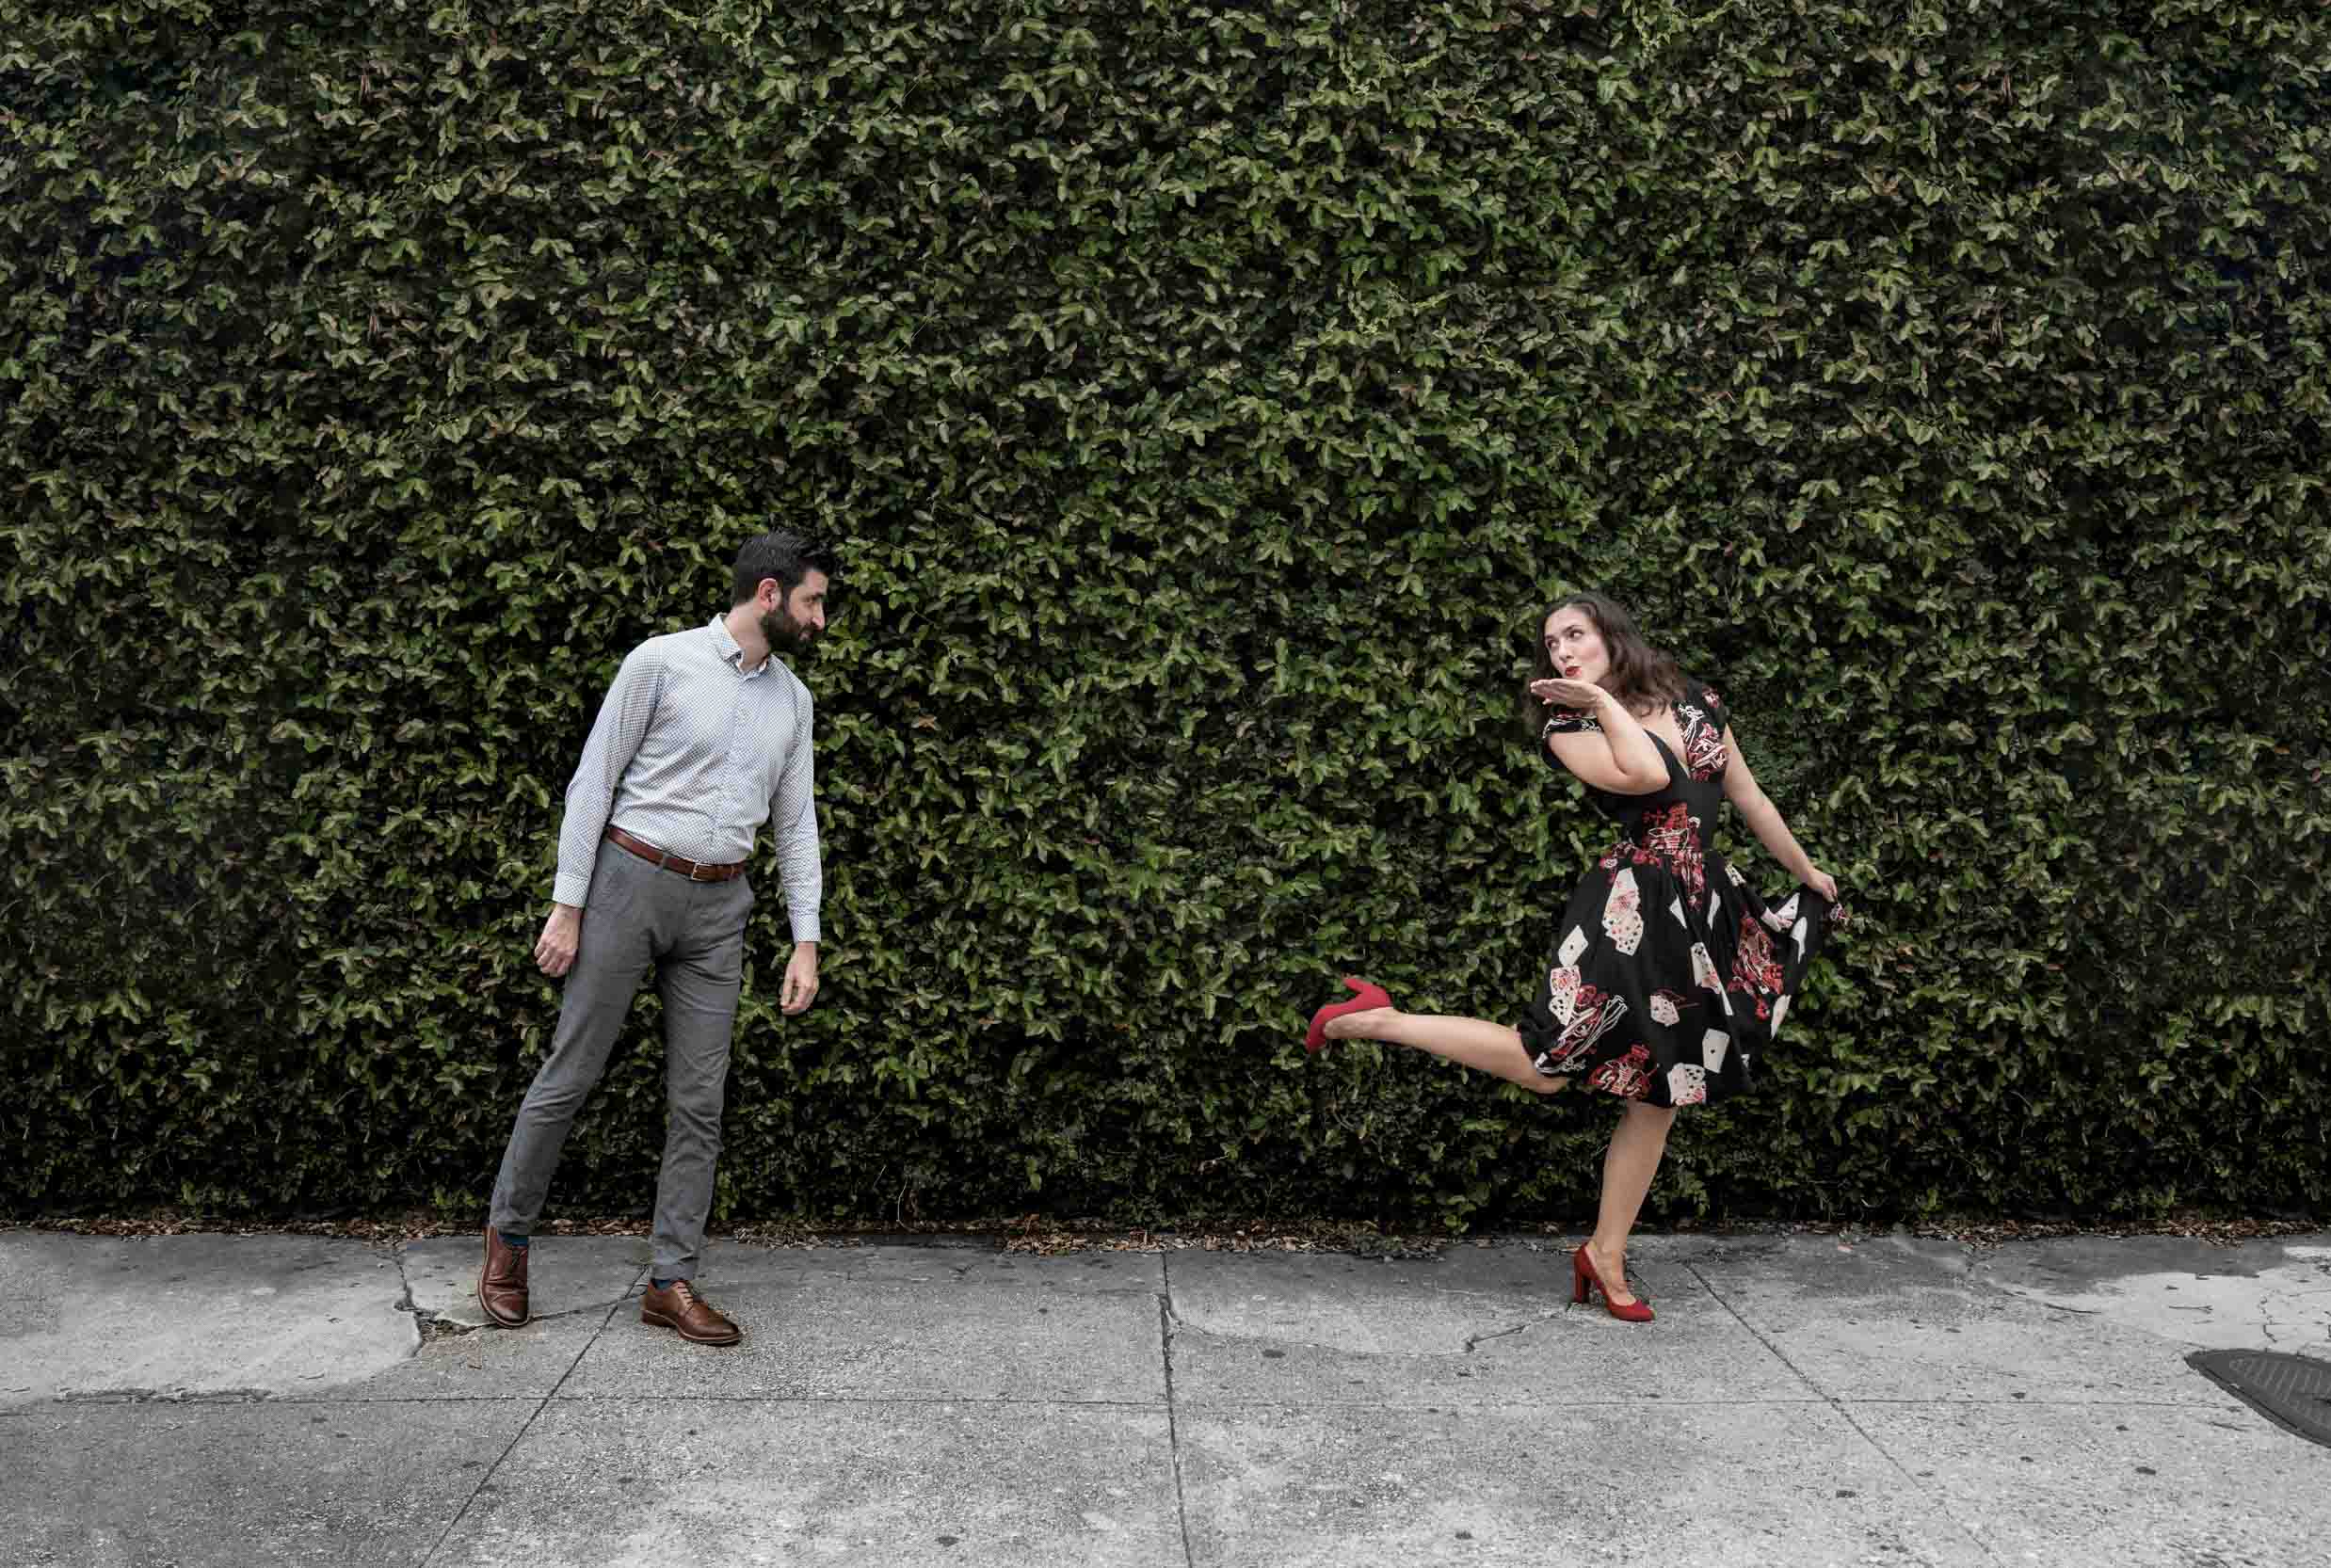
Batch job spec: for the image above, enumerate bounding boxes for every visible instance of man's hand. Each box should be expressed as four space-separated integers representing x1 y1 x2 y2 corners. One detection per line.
781 942 820 1015
535 904 583 977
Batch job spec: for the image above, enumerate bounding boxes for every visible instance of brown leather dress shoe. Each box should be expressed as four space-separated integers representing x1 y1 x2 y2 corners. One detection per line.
640 1279 742 1345
477 1227 529 1328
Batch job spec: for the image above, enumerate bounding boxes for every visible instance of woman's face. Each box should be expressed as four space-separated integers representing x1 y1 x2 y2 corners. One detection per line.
1543 607 1609 685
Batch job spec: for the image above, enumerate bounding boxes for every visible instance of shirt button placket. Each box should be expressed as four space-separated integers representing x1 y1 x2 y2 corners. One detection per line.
715 681 744 847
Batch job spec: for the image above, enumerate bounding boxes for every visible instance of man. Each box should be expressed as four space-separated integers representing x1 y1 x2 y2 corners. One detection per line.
478 529 833 1346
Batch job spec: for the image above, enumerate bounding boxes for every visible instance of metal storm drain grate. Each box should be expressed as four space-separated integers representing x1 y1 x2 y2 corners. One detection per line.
2187 1350 2331 1448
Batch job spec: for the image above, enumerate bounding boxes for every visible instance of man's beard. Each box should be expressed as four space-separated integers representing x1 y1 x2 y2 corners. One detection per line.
760 604 815 655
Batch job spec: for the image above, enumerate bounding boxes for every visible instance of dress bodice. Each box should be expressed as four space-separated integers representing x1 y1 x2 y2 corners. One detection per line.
1542 680 1731 847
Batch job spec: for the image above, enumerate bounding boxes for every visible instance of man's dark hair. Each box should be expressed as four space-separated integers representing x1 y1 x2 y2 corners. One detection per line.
731 528 837 605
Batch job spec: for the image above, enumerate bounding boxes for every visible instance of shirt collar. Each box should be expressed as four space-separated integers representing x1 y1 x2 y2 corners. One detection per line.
707 615 766 678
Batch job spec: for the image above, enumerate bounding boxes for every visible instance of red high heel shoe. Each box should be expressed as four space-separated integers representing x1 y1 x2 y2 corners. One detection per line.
1305 976 1392 1053
1572 1245 1655 1322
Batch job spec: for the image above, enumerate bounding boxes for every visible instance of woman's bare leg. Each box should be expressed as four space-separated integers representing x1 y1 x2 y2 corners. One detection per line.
1585 1101 1677 1305
1323 1008 1568 1095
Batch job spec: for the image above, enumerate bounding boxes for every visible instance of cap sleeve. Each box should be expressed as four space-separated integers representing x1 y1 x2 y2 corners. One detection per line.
1536 705 1601 778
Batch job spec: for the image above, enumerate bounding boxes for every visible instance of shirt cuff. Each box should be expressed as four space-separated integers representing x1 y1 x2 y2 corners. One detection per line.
789 914 821 944
553 871 592 908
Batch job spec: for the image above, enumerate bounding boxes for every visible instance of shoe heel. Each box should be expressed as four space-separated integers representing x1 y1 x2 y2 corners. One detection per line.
1572 1244 1655 1322
1304 976 1392 1052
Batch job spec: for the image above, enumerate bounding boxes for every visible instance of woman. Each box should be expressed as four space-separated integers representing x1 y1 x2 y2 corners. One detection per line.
1305 593 1842 1321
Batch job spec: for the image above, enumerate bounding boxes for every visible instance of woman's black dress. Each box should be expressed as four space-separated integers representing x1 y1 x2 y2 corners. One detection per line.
1521 680 1840 1106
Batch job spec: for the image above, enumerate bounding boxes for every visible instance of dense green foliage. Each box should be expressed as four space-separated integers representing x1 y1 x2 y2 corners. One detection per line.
4 0 2324 1228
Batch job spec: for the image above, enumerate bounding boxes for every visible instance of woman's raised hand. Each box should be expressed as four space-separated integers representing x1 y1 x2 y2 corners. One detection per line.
1530 677 1606 711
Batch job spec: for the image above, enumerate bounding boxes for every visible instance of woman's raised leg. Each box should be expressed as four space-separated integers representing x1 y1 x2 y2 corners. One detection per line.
1323 1007 1567 1095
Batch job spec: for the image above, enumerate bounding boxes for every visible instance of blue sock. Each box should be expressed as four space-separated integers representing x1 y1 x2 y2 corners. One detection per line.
651 1276 677 1290
498 1230 530 1249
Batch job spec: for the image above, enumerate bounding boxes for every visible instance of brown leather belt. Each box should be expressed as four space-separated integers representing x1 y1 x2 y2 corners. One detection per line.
605 825 745 883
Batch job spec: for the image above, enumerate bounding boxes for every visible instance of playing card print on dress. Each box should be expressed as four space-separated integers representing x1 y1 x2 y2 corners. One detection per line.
1603 868 1645 955
1728 920 1785 1019
1524 677 1841 1108
1559 926 1588 968
1690 942 1722 993
1681 713 1728 781
1701 1028 1730 1072
1549 965 1581 1026
1543 986 1630 1074
1623 803 1707 903
1587 1043 1654 1099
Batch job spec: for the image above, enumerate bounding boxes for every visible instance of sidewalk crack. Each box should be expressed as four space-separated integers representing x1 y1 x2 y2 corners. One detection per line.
384 1242 436 1354
1463 1318 1551 1353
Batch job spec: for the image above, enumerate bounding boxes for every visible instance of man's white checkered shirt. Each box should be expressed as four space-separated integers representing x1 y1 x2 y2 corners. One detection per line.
553 616 821 942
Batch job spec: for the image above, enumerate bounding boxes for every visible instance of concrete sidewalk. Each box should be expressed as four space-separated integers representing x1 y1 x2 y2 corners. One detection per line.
4 1227 2326 1567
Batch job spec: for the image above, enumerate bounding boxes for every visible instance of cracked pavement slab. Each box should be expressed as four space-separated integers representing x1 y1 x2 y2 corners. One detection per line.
551 1240 1168 1403
13 1398 535 1568
1975 1234 2331 1355
1166 1245 1811 1407
400 1234 653 1331
1855 1401 2329 1568
1681 1233 2240 1403
0 1233 414 1408
347 1301 616 1403
426 1398 1183 1567
1175 1400 1992 1568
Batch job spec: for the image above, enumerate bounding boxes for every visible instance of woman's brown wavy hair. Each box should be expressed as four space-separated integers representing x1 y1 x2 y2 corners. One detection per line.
1521 592 1686 740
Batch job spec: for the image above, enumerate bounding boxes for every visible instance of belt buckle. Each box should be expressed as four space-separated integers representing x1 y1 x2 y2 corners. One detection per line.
690 862 719 882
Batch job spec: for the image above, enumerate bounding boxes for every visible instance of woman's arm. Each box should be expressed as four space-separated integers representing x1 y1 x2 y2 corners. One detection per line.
1588 694 1672 793
1535 682 1669 795
1719 726 1837 896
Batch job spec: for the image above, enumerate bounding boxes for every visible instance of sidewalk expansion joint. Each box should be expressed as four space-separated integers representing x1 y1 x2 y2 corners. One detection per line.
1158 1254 1197 1568
1682 1259 2010 1568
417 1263 645 1568
538 1392 1172 1408
56 1386 278 1406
